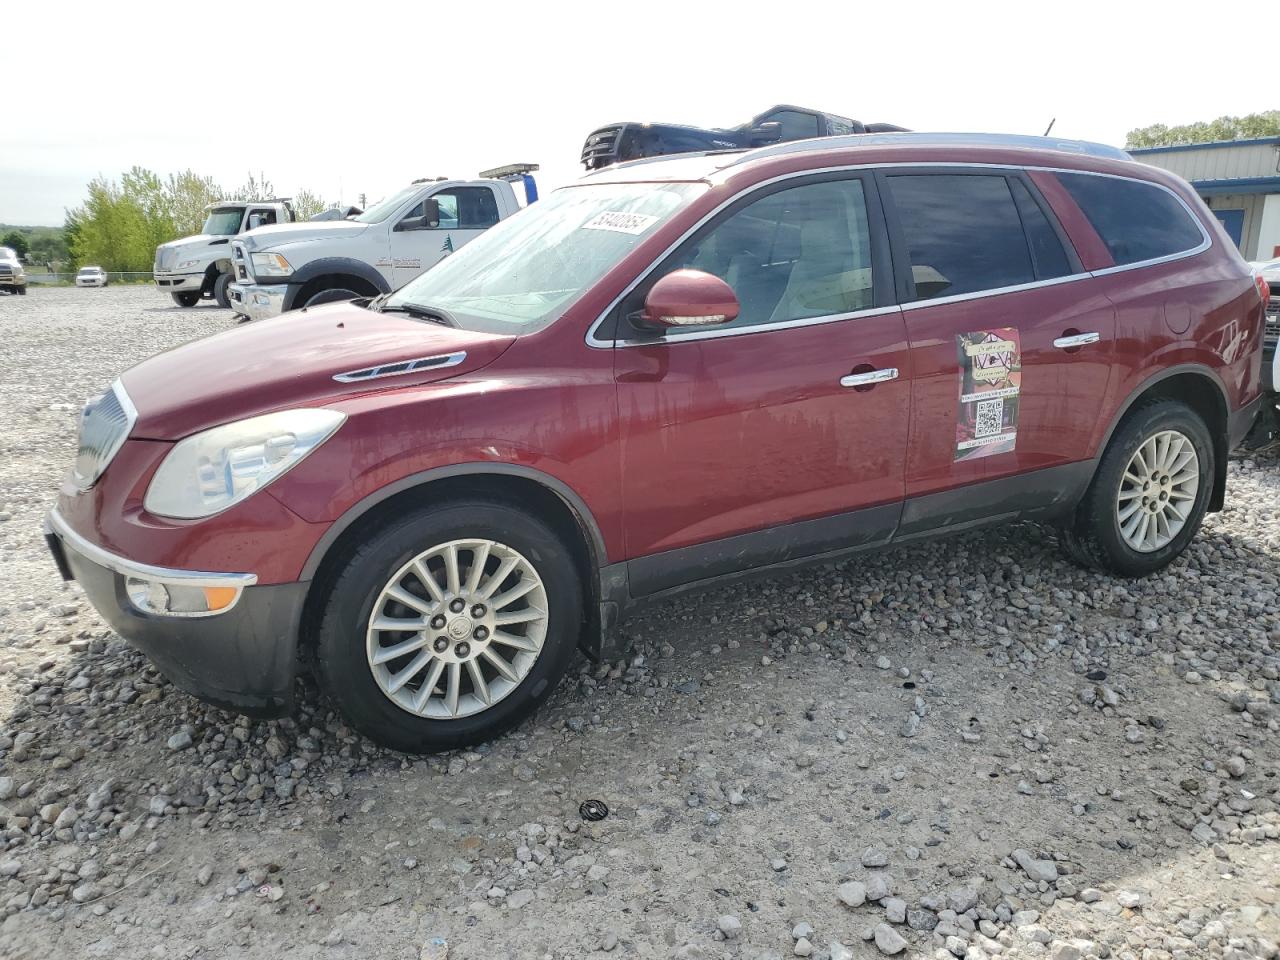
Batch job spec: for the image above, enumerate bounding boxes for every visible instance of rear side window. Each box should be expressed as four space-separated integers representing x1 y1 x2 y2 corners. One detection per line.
887 174 1036 301
1009 179 1072 280
1057 173 1205 266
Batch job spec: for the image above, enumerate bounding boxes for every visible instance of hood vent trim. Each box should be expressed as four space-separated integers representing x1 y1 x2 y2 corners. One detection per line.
333 351 467 384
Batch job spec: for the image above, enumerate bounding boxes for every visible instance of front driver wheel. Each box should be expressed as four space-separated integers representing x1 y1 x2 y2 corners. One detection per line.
171 291 200 307
315 500 582 753
213 272 234 308
1061 399 1213 577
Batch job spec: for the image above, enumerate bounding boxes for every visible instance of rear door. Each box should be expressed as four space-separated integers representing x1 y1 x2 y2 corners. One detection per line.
611 174 912 593
879 168 1116 536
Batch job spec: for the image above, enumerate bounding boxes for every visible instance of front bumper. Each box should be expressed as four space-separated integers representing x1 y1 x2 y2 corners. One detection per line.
228 281 287 320
45 508 304 716
0 277 24 288
154 272 204 294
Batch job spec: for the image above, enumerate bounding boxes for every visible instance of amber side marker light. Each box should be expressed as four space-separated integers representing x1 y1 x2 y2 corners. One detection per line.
203 587 240 612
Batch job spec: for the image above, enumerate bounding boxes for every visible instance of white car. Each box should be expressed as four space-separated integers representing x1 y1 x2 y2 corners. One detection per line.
75 266 108 288
1251 256 1280 287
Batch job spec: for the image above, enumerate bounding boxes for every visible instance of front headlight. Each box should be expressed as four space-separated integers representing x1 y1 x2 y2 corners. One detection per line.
177 258 201 269
251 252 293 278
144 409 345 519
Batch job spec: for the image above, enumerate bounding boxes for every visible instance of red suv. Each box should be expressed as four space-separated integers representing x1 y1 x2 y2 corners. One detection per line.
46 134 1268 752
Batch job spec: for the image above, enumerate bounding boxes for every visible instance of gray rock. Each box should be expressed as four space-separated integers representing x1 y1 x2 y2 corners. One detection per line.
717 914 742 940
873 923 907 955
1012 848 1058 883
862 847 889 868
167 731 193 751
883 897 907 923
906 908 938 931
837 881 866 908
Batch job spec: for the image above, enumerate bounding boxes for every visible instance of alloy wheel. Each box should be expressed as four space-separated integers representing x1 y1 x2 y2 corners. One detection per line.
365 539 548 719
1115 429 1199 553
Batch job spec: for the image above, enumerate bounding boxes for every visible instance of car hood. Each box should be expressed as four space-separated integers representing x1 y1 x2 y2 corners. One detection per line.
157 234 234 256
239 219 368 250
122 302 516 439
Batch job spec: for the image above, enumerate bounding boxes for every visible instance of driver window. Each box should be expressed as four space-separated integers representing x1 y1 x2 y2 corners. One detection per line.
644 178 874 334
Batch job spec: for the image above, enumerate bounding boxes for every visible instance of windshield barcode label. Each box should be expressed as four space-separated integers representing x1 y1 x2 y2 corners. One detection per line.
581 211 659 235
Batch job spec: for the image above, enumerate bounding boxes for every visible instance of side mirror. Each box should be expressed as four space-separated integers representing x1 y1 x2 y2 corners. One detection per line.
747 121 783 145
248 214 263 230
641 269 740 329
423 198 441 228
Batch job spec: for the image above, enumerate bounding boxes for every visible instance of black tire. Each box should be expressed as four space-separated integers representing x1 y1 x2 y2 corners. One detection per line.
171 291 201 307
301 286 361 309
212 273 233 308
315 500 582 753
1061 399 1213 577
17 287 26 296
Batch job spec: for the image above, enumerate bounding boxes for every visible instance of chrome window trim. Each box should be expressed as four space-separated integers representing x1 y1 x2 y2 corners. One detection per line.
333 351 467 383
585 162 1213 349
47 508 258 589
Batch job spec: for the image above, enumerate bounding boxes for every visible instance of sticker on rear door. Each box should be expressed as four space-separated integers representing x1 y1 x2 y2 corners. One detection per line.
581 211 660 235
955 328 1021 461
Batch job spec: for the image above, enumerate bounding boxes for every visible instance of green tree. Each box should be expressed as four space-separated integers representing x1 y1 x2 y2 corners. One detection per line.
1 231 29 259
1126 110 1280 148
291 188 330 220
166 170 223 236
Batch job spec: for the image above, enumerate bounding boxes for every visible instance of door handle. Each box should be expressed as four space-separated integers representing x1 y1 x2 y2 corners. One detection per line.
840 367 899 388
1053 332 1100 349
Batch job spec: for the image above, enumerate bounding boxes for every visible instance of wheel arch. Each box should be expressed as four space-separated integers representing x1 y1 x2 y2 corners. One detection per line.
282 258 391 311
297 464 614 662
1093 364 1230 512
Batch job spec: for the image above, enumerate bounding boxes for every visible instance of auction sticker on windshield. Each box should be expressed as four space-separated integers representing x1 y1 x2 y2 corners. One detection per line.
581 211 660 235
955 327 1021 461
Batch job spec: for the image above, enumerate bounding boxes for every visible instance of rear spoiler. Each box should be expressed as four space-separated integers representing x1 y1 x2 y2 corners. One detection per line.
479 163 540 204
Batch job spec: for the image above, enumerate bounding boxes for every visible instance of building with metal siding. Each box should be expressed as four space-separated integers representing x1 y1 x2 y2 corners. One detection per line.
1129 137 1280 261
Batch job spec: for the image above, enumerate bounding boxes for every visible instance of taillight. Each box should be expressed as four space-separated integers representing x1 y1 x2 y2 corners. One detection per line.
1256 273 1271 305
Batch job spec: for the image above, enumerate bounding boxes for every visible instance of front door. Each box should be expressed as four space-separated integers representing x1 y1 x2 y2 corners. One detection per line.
878 169 1116 536
611 175 912 595
390 187 501 287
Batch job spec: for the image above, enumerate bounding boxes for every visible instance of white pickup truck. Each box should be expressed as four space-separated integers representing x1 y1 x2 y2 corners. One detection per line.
154 200 297 308
228 165 538 321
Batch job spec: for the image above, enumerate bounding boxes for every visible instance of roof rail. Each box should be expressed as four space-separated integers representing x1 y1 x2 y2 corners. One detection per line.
479 163 540 180
728 131 1132 166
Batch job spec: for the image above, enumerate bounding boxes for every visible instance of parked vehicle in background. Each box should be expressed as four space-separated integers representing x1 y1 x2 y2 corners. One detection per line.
581 104 907 169
228 165 538 321
75 265 108 288
1243 259 1279 448
0 246 27 295
154 200 297 308
46 134 1266 753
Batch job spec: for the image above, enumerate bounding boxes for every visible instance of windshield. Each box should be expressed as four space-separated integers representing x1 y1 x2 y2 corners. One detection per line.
202 208 244 235
0 247 15 261
388 181 706 332
353 185 423 224
78 267 100 274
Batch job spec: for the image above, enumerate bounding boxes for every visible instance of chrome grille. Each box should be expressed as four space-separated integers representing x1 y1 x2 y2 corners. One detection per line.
72 381 136 490
0 264 12 278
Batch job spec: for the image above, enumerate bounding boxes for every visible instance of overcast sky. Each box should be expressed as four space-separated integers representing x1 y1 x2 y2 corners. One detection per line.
2 0 1272 226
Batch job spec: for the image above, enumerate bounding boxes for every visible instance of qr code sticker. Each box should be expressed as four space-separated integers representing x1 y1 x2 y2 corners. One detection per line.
975 398 1004 438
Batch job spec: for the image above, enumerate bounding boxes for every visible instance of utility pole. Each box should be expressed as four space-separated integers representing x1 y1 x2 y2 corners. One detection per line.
359 192 367 208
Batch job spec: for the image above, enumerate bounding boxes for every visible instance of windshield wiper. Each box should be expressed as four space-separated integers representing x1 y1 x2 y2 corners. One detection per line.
377 301 458 327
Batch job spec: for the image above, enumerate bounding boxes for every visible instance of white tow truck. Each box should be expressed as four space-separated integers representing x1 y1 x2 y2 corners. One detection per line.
228 164 538 321
154 199 297 308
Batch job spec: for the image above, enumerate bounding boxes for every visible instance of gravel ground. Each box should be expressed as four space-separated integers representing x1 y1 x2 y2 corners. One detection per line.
0 286 1277 960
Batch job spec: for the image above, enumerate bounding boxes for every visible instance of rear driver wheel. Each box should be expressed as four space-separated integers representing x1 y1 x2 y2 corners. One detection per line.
1061 399 1213 577
315 500 582 753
